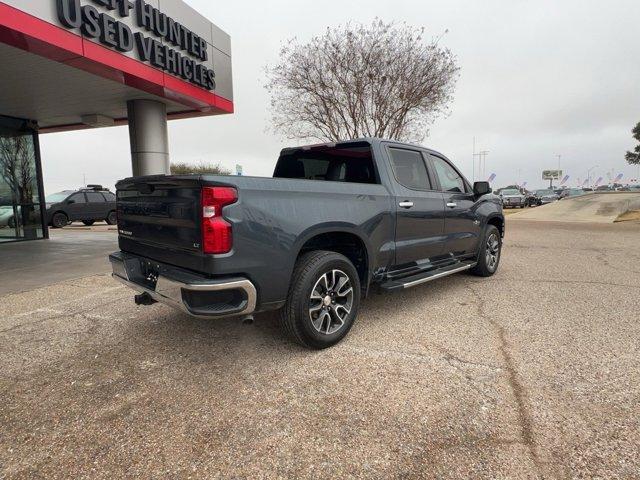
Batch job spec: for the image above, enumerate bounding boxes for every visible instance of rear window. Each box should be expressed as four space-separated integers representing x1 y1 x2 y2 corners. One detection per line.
274 143 378 184
388 148 432 190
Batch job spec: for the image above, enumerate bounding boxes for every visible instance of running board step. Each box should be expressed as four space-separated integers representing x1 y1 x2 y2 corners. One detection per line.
380 261 477 291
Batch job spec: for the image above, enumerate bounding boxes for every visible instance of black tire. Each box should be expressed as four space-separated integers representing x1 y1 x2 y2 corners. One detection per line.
106 211 117 225
280 250 361 349
82 220 95 226
8 216 15 228
470 225 502 277
51 212 68 229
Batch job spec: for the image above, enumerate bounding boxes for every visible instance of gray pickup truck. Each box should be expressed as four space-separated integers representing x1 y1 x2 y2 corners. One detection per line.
110 138 504 349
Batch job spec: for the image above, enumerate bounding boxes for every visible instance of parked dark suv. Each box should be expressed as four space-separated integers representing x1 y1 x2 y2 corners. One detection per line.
45 186 117 228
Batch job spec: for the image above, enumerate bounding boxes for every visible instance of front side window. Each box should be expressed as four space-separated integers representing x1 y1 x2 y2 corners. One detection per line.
431 156 466 193
388 148 431 190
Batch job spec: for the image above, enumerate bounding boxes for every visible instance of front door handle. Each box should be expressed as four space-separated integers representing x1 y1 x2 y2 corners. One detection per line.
446 202 458 208
399 201 414 209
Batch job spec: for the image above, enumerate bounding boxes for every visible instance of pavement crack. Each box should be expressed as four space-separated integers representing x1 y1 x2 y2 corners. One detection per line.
466 284 550 478
441 351 500 372
0 297 124 334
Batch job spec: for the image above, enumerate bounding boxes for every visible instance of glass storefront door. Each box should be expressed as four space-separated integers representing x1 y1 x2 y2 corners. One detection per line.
0 115 46 243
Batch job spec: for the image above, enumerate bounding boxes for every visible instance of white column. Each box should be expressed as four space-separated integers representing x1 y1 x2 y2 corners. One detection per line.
127 100 170 176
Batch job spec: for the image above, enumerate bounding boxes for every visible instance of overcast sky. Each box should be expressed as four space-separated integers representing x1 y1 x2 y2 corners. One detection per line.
40 0 640 193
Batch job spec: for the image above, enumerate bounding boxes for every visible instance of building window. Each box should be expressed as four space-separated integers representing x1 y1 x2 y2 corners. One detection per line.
0 116 45 243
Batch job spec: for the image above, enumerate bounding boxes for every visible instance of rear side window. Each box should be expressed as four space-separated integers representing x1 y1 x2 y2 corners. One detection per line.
431 156 466 193
86 192 105 203
274 143 378 184
388 148 431 190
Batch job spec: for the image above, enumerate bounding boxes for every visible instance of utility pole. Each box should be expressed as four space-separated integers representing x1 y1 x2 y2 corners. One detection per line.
473 152 484 180
478 151 489 179
587 165 599 189
472 136 476 182
472 140 489 181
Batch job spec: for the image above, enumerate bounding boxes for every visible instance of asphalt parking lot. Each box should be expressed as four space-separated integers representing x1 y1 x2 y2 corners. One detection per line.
1 219 639 479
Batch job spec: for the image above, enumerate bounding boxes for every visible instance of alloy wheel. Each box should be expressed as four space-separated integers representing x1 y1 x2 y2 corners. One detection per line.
308 269 354 335
486 233 501 271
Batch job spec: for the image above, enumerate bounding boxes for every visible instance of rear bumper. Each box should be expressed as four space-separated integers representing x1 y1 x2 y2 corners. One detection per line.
109 251 256 319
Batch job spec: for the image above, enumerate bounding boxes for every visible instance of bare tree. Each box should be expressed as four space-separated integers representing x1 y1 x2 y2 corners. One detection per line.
0 135 37 235
265 19 459 143
0 135 34 203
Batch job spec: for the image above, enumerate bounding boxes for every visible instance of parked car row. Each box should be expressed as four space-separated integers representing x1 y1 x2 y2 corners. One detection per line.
498 188 561 208
496 183 640 209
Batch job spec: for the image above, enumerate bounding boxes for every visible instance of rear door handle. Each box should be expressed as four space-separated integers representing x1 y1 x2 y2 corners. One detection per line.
398 201 414 209
446 202 457 208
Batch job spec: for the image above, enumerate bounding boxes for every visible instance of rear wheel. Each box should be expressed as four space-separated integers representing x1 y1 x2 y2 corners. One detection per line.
51 212 68 229
106 211 117 225
82 220 95 226
470 225 502 277
280 250 361 349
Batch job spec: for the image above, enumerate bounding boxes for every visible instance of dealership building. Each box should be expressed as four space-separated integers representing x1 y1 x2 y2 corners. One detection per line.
0 0 233 244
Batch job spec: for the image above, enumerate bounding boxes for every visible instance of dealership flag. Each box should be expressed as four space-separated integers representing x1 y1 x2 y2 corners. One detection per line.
595 177 603 186
521 181 528 188
582 178 589 186
560 175 570 185
487 173 496 183
614 173 624 183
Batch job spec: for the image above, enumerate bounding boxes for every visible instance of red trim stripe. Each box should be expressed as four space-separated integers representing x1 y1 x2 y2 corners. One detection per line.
0 2 233 125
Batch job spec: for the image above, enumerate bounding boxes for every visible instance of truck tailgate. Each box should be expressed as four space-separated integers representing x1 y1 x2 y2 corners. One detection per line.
116 176 202 252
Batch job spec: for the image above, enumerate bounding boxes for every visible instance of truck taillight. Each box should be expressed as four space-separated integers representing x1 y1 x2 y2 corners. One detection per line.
201 187 238 254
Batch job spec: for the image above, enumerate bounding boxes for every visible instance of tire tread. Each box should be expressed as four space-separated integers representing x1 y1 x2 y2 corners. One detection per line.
280 250 357 349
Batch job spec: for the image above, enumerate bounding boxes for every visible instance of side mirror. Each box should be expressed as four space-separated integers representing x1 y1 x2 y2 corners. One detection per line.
67 199 75 205
473 181 492 196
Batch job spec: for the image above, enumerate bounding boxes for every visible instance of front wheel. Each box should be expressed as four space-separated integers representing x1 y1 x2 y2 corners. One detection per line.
280 250 361 349
51 212 68 229
470 225 502 277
